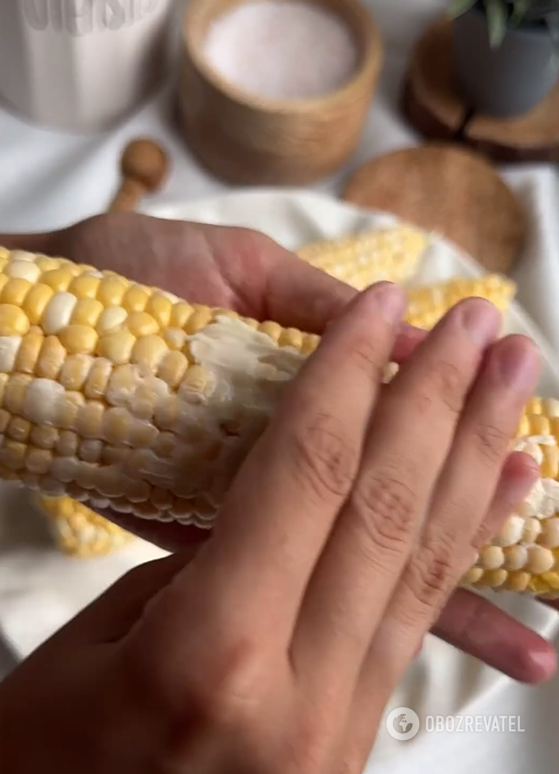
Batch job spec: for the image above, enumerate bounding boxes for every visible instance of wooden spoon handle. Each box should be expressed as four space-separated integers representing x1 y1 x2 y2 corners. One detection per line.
108 138 169 213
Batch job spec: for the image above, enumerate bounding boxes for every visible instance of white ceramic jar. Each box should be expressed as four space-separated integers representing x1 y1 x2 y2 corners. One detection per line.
0 0 176 132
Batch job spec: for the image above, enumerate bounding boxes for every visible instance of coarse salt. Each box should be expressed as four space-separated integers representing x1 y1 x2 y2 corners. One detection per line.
202 1 359 101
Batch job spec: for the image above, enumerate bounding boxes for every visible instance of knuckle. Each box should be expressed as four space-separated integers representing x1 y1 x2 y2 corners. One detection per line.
289 412 359 500
185 638 266 728
349 468 416 561
348 333 388 383
404 535 457 612
472 420 511 465
122 632 266 730
427 358 467 416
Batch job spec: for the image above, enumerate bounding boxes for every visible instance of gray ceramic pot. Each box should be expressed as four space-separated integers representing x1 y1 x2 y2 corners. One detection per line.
453 4 559 117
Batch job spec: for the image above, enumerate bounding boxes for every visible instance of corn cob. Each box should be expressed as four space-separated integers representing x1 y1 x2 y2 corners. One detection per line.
462 398 559 598
0 246 557 596
405 274 515 330
35 269 516 558
39 494 133 557
297 225 429 288
36 271 516 558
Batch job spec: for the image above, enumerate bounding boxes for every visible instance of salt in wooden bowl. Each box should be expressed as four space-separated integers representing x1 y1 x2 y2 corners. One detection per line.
178 0 383 185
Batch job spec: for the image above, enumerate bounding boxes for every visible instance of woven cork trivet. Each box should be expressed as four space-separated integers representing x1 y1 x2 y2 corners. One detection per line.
402 16 559 163
342 144 526 274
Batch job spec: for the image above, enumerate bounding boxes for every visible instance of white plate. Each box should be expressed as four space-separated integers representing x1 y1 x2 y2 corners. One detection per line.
1 189 559 765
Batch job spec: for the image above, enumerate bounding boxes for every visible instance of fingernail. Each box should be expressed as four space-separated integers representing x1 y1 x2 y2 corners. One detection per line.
528 647 557 682
460 299 501 347
369 283 406 324
498 338 540 392
501 452 540 506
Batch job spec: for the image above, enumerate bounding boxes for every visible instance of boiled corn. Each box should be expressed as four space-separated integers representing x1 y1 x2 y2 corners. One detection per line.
0 246 557 597
461 398 559 598
38 272 516 558
39 494 133 557
405 274 516 330
297 225 429 288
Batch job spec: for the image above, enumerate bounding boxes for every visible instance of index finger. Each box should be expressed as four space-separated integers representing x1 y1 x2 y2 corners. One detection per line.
188 282 408 639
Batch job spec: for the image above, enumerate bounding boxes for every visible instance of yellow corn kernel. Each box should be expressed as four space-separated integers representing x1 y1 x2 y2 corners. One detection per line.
83 359 112 400
70 298 104 327
161 328 187 350
529 414 551 435
102 407 132 446
0 305 29 336
157 351 188 388
185 307 214 334
126 311 159 337
122 285 150 313
145 293 173 327
35 256 61 273
96 306 127 335
68 274 101 299
75 401 104 439
30 425 58 450
55 430 77 456
279 327 303 350
259 321 283 343
1 278 31 306
7 417 31 442
130 334 168 369
59 325 98 355
58 354 93 391
41 268 74 292
170 301 194 328
96 330 136 365
36 336 67 379
22 284 54 325
14 331 43 374
96 277 128 307
528 397 543 415
3 373 32 414
0 439 27 470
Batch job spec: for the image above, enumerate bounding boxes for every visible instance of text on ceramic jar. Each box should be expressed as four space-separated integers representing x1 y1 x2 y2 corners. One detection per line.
22 0 164 34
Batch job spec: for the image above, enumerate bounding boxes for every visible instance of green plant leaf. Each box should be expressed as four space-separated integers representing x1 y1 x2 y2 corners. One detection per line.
448 0 478 17
485 0 508 46
511 0 531 25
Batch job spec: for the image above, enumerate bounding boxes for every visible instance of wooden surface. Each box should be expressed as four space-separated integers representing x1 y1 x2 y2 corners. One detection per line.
177 0 383 185
108 138 169 213
343 144 526 274
403 16 559 163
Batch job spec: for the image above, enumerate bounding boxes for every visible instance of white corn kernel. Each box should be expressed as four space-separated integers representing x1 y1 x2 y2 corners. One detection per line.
42 292 77 334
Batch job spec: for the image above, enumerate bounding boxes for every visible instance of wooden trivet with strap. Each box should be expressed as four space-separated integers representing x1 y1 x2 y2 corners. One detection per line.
342 143 526 274
402 16 559 163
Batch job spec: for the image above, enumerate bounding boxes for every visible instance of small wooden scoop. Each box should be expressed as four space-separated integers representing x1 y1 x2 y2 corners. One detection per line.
108 138 169 213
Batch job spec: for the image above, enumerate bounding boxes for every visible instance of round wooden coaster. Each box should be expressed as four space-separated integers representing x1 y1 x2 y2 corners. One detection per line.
343 144 526 274
402 16 559 163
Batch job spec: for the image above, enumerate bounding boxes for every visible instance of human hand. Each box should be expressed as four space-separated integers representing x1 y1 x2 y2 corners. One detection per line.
4 213 556 685
0 286 540 773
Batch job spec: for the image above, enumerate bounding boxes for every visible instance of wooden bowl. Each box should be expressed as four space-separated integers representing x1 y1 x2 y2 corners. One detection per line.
178 0 383 185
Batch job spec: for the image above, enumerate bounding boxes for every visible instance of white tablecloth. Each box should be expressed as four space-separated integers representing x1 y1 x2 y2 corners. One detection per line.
2 0 559 770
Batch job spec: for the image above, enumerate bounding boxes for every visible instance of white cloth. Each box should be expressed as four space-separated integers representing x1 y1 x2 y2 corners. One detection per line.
1 0 559 771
